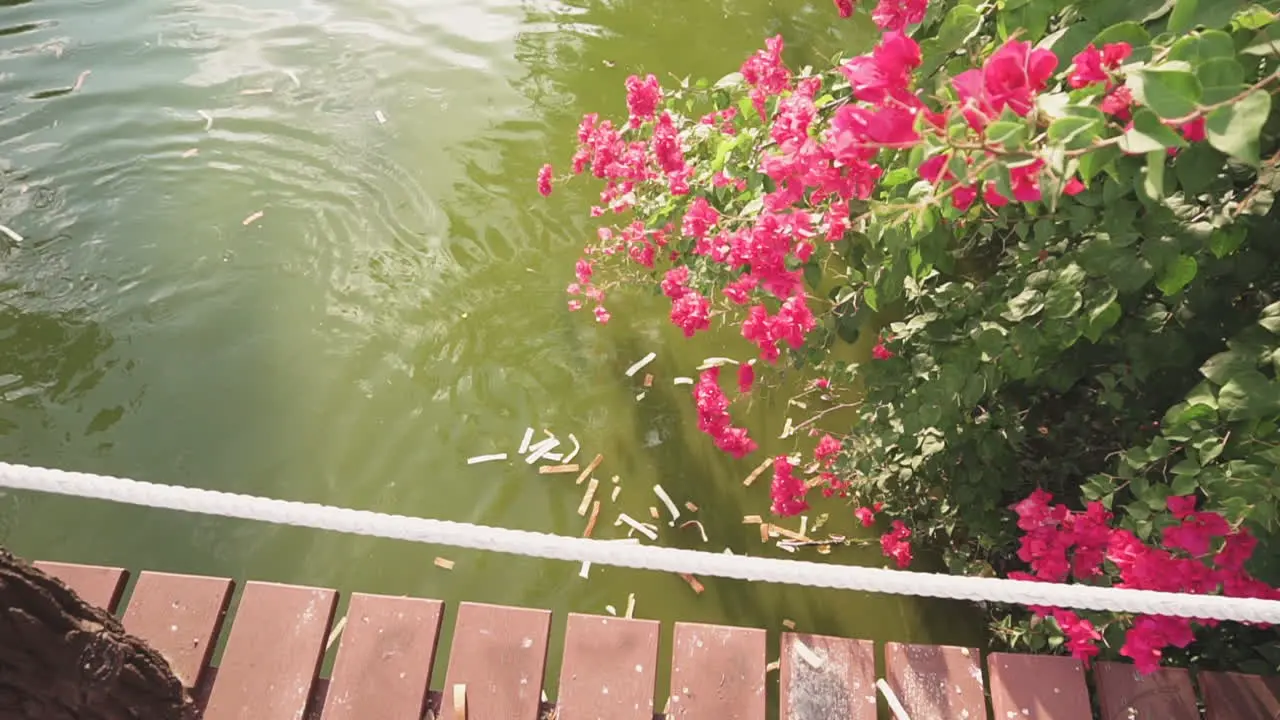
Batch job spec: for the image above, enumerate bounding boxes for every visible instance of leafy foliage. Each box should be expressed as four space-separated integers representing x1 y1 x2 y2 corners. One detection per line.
546 0 1280 672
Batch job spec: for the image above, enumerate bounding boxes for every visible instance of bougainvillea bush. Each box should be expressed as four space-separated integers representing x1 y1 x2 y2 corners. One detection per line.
542 0 1280 673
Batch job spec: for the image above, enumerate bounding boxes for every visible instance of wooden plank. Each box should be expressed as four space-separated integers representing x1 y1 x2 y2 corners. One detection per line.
120 571 234 689
1094 662 1198 720
440 602 551 720
1200 671 1280 720
203 581 337 720
987 653 1090 720
320 593 444 720
780 633 875 720
34 561 129 611
669 621 766 720
556 613 660 720
884 643 987 720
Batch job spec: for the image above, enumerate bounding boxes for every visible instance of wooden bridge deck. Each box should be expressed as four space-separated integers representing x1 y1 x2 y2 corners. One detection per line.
33 560 1280 720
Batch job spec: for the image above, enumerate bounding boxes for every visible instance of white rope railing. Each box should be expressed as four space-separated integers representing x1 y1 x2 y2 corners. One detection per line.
1 461 1278 623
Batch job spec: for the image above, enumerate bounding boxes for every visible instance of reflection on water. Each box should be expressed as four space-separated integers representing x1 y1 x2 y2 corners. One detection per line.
0 0 982 705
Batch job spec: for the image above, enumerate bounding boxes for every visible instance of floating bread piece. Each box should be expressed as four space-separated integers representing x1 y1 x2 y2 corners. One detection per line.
539 463 580 474
678 573 705 594
577 478 599 516
583 500 601 537
466 453 507 465
653 484 681 525
617 513 658 540
742 458 771 486
625 352 657 377
574 454 604 485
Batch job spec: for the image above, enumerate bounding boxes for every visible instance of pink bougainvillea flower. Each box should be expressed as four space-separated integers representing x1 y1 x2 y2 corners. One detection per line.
624 74 661 128
574 258 593 285
741 35 792 121
839 31 921 106
833 0 854 17
661 266 690 299
1067 42 1130 90
854 505 877 527
814 434 842 467
1100 85 1134 119
537 163 554 196
693 368 758 458
871 0 927 31
1180 116 1207 143
953 39 1057 128
593 306 610 324
872 337 894 360
1048 609 1102 664
1167 494 1198 520
770 455 810 516
669 290 712 337
1063 176 1086 196
880 520 913 568
1163 511 1231 557
737 363 755 394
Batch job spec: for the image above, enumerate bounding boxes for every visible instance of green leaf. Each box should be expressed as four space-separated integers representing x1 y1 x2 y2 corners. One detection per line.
1260 301 1280 333
804 262 822 290
1119 109 1188 153
1206 89 1272 166
1130 67 1202 119
1168 30 1236 62
1079 144 1122 180
1242 24 1280 56
1234 5 1277 30
1094 21 1151 48
1171 472 1200 497
1174 142 1224 194
936 5 982 52
1218 370 1280 421
1143 150 1168 200
1196 57 1246 104
714 72 744 88
1003 288 1045 322
1201 349 1257 384
987 120 1028 150
1044 283 1084 319
864 287 879 312
1169 0 1200 32
1156 254 1197 295
1209 225 1246 258
1048 114 1102 149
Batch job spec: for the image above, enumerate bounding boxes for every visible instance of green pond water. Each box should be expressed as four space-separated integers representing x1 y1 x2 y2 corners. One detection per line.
0 0 981 703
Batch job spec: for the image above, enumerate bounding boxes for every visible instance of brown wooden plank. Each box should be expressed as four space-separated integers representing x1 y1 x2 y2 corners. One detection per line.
440 601 551 720
669 621 766 720
1094 662 1198 720
556 613 660 720
34 561 129 611
320 593 445 720
120 571 234 689
203 581 337 720
988 653 1090 720
1200 671 1280 720
780 633 875 720
884 643 987 720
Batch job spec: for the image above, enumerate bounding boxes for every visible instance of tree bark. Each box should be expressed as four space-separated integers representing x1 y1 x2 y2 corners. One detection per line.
0 548 194 720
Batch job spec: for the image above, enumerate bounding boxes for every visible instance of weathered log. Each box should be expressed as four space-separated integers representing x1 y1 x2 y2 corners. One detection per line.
0 548 194 720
